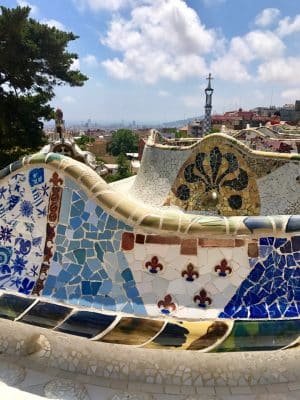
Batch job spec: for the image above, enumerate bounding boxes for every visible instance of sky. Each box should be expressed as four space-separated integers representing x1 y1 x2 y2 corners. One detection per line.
2 0 300 123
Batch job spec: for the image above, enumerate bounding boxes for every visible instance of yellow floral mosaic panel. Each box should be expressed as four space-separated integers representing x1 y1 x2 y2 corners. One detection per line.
166 138 260 216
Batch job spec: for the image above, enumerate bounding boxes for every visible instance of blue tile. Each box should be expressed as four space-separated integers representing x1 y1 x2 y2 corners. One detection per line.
95 243 104 262
82 265 93 280
42 275 57 296
121 268 134 282
57 225 66 235
99 269 108 279
73 228 84 239
67 263 81 275
82 281 91 295
72 192 81 202
57 269 72 284
55 287 67 300
69 276 81 285
81 239 93 248
98 279 112 294
106 216 117 230
74 249 86 264
70 217 82 230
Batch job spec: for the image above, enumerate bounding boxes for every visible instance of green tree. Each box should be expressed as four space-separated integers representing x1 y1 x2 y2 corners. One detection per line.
108 129 138 156
116 153 131 179
104 154 132 183
0 6 88 168
74 135 95 151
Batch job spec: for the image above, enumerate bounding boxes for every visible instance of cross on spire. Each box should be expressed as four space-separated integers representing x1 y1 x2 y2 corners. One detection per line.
206 73 213 90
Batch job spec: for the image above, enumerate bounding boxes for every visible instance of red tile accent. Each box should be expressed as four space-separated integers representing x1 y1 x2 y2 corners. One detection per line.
235 239 246 247
248 242 259 258
121 232 135 251
145 235 181 245
198 238 236 247
135 234 145 244
181 239 198 255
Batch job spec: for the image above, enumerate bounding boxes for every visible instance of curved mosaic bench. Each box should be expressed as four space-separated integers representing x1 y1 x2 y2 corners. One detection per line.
0 139 299 354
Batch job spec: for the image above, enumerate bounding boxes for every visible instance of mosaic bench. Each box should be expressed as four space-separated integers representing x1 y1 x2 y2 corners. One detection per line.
0 135 299 354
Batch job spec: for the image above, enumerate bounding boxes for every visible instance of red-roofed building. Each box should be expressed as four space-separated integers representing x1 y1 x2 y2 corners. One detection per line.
211 108 271 130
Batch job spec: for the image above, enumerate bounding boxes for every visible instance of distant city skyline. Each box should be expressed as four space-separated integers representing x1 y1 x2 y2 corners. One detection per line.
2 0 300 122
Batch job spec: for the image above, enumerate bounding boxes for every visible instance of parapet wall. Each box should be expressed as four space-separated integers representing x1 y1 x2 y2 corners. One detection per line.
133 133 300 215
0 153 298 332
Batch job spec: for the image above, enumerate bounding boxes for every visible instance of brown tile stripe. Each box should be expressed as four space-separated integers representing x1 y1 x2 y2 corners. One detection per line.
122 233 246 249
32 171 63 295
198 239 246 247
145 235 181 245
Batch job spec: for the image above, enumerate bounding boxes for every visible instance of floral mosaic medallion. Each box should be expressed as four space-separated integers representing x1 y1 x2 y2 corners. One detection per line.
166 139 260 215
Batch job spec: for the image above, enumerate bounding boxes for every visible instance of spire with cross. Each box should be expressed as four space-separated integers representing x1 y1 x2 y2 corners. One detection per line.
203 73 214 135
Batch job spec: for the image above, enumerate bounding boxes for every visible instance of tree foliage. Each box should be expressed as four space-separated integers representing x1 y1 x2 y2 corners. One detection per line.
105 154 132 183
74 135 95 150
0 6 88 168
108 129 138 156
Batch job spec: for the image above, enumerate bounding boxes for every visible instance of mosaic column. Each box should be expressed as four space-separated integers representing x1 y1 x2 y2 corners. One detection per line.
203 73 214 135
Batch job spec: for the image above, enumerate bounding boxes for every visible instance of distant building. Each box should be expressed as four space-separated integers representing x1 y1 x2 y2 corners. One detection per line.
212 108 270 130
251 101 300 123
188 120 203 136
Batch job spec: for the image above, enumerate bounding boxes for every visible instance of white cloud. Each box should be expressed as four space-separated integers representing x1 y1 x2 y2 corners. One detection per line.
258 57 300 84
281 88 300 100
158 90 169 97
211 55 251 82
255 8 280 27
230 31 285 61
82 54 98 67
210 29 285 82
277 15 300 37
41 19 66 30
17 0 38 16
101 0 217 83
70 59 80 71
62 96 76 104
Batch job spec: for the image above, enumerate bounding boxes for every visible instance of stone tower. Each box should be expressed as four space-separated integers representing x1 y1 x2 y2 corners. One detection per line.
203 73 214 135
55 108 65 142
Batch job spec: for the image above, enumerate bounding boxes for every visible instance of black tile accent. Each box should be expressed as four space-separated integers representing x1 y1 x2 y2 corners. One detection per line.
55 311 116 338
286 216 300 233
19 301 72 328
151 322 189 347
0 293 34 320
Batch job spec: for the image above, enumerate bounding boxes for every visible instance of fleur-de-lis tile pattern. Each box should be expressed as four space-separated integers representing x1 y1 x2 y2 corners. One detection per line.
215 259 232 277
181 263 199 282
157 294 176 314
145 256 163 274
194 289 212 308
